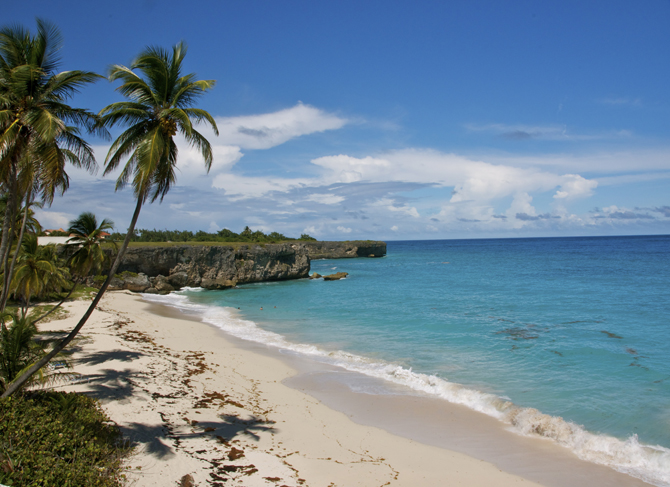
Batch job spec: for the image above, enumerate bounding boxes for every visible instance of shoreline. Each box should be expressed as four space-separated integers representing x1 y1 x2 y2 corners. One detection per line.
44 291 651 486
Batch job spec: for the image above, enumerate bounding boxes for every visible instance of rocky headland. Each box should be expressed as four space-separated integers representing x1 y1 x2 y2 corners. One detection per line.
97 240 385 293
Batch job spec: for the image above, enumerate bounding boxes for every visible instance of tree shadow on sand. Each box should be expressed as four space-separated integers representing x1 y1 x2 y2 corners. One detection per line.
120 422 175 458
120 413 276 459
73 349 145 366
77 367 137 402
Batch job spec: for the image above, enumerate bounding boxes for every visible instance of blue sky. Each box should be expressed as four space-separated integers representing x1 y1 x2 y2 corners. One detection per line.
5 1 670 240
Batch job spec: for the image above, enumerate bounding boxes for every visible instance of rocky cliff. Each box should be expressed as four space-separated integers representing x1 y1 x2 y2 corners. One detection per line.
98 240 386 293
301 241 386 259
115 243 310 290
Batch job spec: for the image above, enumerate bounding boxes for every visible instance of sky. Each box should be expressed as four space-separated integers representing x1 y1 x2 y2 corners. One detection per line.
4 0 670 240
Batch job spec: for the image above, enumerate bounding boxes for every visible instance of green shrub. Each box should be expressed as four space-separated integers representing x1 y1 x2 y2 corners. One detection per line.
0 392 131 486
114 271 138 279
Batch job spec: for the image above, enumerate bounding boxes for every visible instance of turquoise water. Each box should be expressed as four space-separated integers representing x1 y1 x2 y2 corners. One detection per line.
145 235 670 485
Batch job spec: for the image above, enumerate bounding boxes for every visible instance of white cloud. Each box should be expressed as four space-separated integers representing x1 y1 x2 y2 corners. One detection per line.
212 173 310 199
34 209 74 229
337 226 352 233
391 225 398 231
482 149 670 173
311 155 390 183
208 221 221 232
374 198 420 218
214 102 348 150
553 175 598 199
305 193 346 205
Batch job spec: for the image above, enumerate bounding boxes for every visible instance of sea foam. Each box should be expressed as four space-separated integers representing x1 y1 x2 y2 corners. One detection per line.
142 290 670 486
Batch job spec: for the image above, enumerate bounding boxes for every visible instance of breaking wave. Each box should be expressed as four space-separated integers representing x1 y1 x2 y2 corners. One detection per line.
143 290 670 486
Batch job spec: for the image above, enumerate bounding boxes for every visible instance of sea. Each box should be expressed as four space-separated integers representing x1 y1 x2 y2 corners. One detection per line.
143 235 670 486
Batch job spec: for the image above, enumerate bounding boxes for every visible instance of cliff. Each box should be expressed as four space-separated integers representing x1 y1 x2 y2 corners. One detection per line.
301 241 386 259
96 240 386 293
115 243 310 290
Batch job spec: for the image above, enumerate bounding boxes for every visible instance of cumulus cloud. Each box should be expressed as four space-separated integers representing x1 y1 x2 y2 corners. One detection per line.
311 155 390 183
305 193 346 205
337 226 352 233
553 175 598 199
34 209 74 229
215 102 348 150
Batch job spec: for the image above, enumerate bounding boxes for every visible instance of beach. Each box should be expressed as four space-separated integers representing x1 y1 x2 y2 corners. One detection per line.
43 290 654 486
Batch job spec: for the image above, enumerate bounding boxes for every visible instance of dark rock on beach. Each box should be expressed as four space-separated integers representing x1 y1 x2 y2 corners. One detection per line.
122 273 151 292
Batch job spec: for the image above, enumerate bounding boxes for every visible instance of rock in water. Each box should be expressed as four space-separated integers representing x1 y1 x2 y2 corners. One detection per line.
323 272 348 281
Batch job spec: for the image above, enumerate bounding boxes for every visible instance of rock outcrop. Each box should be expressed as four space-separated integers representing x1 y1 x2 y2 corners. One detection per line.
322 272 348 281
301 241 386 259
114 243 310 290
90 240 386 293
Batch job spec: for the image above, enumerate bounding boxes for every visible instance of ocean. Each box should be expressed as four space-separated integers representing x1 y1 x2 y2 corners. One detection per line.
143 235 670 486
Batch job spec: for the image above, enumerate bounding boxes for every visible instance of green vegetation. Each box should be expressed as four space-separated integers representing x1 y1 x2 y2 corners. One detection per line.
2 38 221 397
0 392 130 486
109 225 317 244
0 19 101 312
0 311 77 394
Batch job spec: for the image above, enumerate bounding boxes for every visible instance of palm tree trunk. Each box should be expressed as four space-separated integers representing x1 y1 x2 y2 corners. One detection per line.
0 186 32 311
32 279 78 325
0 172 18 310
1 197 144 397
1 214 17 312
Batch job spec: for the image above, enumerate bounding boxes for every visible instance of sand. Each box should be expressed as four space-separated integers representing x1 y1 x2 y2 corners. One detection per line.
40 291 650 486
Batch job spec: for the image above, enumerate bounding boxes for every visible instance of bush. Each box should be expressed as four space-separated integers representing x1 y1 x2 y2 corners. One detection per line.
0 392 130 486
114 271 138 279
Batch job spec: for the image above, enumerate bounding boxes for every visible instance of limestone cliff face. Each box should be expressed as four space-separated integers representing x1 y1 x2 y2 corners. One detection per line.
301 241 386 259
107 240 386 291
116 243 310 289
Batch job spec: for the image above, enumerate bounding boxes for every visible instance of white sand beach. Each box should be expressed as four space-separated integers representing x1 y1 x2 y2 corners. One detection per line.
43 292 651 486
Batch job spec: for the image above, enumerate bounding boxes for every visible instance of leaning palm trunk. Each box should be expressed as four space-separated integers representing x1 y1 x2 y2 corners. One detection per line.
0 173 19 308
1 198 143 397
1 187 33 311
32 279 78 325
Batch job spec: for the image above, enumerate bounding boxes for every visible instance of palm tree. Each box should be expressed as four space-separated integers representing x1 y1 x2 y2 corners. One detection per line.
10 235 69 313
1 41 218 397
66 211 114 278
0 311 76 394
30 212 115 325
0 19 102 311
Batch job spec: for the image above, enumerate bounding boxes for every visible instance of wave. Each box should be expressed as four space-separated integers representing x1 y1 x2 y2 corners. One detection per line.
142 290 670 487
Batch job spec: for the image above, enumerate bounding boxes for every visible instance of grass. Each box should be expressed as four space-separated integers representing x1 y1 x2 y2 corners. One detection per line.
105 240 384 249
102 241 278 249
